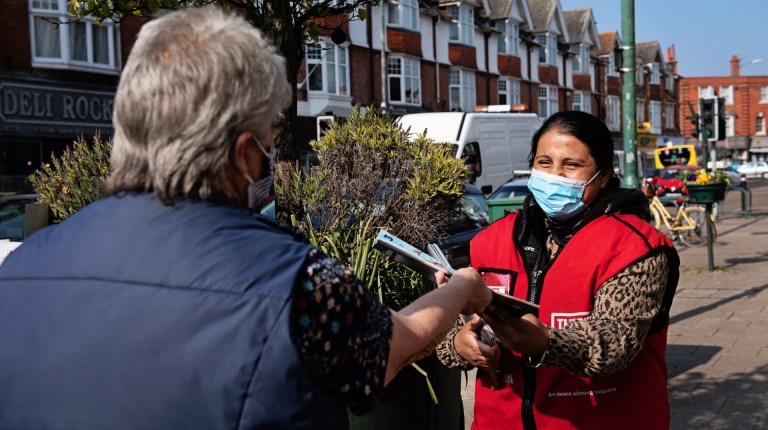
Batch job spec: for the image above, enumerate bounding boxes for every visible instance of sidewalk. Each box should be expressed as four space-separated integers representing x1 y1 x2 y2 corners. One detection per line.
460 182 768 430
668 182 768 429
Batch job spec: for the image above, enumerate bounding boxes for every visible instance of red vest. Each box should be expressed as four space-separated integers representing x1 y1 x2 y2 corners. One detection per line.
470 211 674 430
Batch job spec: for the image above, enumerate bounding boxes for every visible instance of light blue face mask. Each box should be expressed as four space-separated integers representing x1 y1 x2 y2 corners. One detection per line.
527 168 601 220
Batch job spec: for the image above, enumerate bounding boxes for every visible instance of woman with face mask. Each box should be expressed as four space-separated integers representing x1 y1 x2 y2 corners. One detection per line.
437 111 680 430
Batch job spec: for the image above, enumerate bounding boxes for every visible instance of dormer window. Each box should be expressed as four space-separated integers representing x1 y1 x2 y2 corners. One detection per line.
650 63 660 84
448 6 474 45
495 21 519 56
388 0 419 31
573 45 590 73
536 34 557 66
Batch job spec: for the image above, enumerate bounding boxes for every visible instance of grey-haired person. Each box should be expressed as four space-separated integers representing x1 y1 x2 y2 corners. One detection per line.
0 6 490 429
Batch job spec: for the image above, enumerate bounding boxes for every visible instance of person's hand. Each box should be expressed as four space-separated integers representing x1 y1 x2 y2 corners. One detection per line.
448 267 491 315
434 271 449 287
480 311 549 356
454 316 500 372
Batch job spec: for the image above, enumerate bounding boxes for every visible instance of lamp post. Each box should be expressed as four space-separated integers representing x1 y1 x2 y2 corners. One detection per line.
731 57 763 162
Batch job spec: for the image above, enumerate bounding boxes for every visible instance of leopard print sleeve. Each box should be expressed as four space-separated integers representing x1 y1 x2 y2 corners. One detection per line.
435 318 474 370
540 252 669 377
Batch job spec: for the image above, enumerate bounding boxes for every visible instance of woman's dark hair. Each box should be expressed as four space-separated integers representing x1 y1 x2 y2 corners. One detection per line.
528 111 615 173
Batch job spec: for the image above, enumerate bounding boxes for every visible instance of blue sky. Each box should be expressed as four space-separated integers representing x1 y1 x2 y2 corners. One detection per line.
559 0 768 77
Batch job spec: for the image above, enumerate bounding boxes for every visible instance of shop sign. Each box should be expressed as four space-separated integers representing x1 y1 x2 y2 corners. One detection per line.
0 80 114 138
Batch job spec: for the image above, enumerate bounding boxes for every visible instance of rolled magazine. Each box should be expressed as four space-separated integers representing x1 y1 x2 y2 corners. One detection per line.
373 229 456 277
373 229 538 318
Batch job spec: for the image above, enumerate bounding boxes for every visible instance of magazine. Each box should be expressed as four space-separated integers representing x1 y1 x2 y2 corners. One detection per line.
484 290 540 319
373 229 456 277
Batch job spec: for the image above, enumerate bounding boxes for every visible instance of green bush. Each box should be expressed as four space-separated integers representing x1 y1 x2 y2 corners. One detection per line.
29 134 112 222
276 107 467 309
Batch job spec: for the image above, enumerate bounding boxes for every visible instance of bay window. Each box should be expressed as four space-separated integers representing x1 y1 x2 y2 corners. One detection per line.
498 78 520 105
450 69 476 112
538 85 558 118
388 57 421 105
306 41 349 96
29 0 119 72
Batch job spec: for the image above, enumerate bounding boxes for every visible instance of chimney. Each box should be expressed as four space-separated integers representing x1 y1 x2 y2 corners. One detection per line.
731 55 740 78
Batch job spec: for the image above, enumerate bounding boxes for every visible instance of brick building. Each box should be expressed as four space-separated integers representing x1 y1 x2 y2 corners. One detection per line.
0 1 143 193
678 55 768 163
297 0 682 170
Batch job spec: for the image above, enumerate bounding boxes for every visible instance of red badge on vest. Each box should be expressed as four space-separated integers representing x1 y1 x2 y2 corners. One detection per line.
479 268 517 295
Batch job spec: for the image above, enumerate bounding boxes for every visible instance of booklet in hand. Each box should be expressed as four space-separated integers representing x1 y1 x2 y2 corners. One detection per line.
373 229 455 277
483 290 540 319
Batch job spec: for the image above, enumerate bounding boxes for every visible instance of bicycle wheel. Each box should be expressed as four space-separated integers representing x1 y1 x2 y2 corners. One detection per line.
678 206 716 246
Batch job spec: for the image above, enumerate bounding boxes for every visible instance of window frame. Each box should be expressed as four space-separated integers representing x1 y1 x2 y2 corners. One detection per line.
495 21 519 56
720 85 734 105
606 95 620 129
698 86 716 99
757 116 766 135
650 63 660 85
448 5 474 45
637 99 647 123
664 102 675 129
305 41 350 97
573 45 590 74
387 0 419 31
538 85 558 118
387 56 421 106
497 77 521 105
536 34 557 66
650 101 661 131
572 91 590 113
449 68 476 112
28 1 120 73
603 54 619 78
760 86 768 104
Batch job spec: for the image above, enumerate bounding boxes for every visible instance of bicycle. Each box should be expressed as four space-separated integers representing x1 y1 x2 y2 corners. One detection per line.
647 195 716 246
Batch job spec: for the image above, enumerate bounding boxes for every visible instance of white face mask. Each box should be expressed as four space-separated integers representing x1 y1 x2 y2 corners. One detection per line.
243 137 276 212
527 168 601 219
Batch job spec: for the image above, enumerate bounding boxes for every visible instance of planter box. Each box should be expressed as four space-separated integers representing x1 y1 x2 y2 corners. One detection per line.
24 203 53 239
687 182 727 204
348 354 464 430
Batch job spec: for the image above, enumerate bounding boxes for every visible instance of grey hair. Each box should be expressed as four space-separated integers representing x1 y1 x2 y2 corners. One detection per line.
104 5 291 204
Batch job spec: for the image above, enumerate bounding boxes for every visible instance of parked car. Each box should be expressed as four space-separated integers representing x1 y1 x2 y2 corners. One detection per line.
487 178 531 200
736 162 768 179
435 184 489 269
0 194 37 241
0 193 38 265
647 165 699 204
722 165 743 184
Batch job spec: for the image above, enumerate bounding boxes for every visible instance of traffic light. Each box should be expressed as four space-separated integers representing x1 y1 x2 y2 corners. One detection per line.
689 114 700 138
716 97 726 141
699 98 715 141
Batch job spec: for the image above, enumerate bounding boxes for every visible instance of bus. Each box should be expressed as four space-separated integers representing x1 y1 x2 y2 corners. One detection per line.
654 144 698 169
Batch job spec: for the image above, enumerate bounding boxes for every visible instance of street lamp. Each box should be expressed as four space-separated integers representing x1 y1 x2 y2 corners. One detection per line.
731 57 764 162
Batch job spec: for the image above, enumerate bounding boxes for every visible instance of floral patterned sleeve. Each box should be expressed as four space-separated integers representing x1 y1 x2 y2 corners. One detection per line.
289 247 393 415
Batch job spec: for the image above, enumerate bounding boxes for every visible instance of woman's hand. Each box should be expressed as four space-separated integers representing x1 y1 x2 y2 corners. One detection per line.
448 267 491 315
480 311 550 356
454 316 500 372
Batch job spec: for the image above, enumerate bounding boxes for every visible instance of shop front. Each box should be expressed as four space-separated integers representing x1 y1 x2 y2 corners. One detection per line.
0 75 114 193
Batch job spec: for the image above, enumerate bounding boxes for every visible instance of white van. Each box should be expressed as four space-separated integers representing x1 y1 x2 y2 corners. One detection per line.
396 111 541 194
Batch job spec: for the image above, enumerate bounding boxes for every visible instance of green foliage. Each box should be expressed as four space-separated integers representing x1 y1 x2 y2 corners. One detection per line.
277 107 467 309
29 134 112 222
